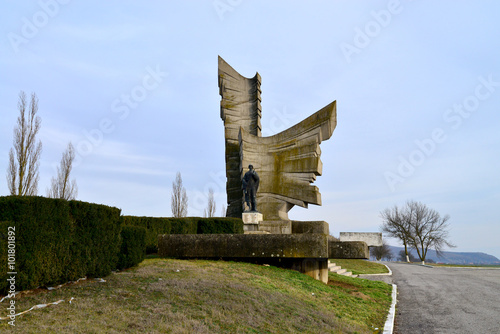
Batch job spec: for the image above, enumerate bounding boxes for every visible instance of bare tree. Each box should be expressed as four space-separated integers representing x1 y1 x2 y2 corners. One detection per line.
380 204 413 262
7 91 42 196
370 240 393 261
405 200 455 264
220 204 226 217
381 200 455 265
171 172 188 217
204 188 216 218
47 142 78 200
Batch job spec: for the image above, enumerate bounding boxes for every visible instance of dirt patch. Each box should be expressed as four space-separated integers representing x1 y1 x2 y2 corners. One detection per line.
350 291 373 301
327 280 358 290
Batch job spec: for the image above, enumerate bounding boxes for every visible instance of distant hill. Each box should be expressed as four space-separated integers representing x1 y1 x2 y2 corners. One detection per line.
386 246 500 265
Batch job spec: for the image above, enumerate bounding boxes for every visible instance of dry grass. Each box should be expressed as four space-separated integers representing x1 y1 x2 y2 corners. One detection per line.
1 259 391 333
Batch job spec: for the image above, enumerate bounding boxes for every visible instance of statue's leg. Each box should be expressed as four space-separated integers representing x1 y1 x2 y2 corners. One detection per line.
250 190 257 211
244 191 250 211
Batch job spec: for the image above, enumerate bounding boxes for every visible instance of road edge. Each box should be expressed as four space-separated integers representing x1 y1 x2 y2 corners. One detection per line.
383 283 397 334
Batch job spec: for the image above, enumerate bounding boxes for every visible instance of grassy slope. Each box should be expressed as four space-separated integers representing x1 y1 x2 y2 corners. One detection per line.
331 260 389 275
1 259 391 333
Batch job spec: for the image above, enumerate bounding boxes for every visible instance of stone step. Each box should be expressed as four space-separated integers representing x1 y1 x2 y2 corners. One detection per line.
328 260 358 278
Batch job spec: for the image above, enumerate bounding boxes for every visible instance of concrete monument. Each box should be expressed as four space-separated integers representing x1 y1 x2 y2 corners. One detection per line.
219 56 337 233
157 57 369 285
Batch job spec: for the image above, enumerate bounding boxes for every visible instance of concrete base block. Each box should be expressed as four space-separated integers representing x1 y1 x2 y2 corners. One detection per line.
243 224 259 233
339 232 383 247
243 212 263 234
259 220 292 234
292 221 329 234
242 212 263 224
329 241 369 259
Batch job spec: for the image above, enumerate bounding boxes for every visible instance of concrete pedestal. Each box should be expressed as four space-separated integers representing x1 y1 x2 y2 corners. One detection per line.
242 212 263 234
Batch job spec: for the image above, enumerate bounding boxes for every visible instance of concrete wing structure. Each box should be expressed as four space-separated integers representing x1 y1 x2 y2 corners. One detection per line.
219 56 337 233
218 56 261 218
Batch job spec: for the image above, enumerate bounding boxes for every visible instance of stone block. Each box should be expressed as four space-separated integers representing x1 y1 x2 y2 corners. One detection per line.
328 241 369 259
339 232 383 247
292 220 329 234
259 220 292 234
242 212 263 224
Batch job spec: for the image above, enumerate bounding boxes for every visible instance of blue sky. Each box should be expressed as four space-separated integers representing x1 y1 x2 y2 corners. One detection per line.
1 1 499 259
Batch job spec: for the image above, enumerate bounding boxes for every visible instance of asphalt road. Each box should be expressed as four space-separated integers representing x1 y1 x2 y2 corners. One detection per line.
385 263 500 334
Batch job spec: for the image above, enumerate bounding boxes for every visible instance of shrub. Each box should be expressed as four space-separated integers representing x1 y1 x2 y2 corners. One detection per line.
0 196 72 293
67 200 122 279
197 217 244 234
0 196 121 294
117 225 146 270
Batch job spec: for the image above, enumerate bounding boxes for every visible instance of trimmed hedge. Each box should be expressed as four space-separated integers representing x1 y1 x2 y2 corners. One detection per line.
67 200 122 279
197 217 243 234
0 196 72 293
121 216 244 253
0 196 244 294
117 225 146 270
0 196 122 294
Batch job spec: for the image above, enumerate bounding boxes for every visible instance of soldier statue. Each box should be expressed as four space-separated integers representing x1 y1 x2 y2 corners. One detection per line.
242 164 259 212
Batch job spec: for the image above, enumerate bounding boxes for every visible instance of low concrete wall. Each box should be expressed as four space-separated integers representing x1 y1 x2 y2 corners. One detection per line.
158 233 328 259
329 241 369 259
339 232 382 247
291 221 329 234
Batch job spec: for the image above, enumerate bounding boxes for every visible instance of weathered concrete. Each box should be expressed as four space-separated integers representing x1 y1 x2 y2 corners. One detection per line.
158 233 329 283
242 212 263 224
259 220 292 234
159 233 328 259
219 56 337 232
292 220 329 234
329 241 369 259
339 232 383 247
242 212 263 233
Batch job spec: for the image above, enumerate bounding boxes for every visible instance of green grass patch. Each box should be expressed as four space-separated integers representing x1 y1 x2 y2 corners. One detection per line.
1 259 392 333
330 259 389 275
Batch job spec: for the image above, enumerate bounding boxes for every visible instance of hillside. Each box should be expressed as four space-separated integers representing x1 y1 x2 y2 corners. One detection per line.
387 246 500 265
0 258 392 333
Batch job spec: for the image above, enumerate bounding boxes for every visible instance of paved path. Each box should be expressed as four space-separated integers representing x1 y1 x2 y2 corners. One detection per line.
385 263 500 334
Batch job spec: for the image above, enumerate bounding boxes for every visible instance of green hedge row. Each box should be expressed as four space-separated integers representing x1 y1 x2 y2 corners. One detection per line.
117 225 146 270
0 196 243 294
0 196 123 294
121 216 244 253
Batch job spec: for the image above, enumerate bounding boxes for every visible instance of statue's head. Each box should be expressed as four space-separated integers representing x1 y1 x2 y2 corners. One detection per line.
248 164 253 170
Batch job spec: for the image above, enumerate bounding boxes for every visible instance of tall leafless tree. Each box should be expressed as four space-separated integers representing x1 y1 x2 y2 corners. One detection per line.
171 172 188 217
204 188 216 218
405 200 455 264
47 142 78 200
7 91 42 196
381 200 454 264
380 204 413 262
